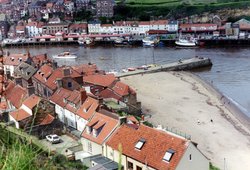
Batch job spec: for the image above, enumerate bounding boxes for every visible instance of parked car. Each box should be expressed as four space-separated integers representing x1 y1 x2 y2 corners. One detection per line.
46 134 61 144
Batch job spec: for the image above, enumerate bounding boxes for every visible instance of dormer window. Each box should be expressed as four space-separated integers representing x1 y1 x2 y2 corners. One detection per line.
135 138 146 150
163 149 175 162
86 126 92 134
38 71 41 74
41 73 44 76
93 129 97 137
11 57 14 61
63 98 67 103
19 58 22 62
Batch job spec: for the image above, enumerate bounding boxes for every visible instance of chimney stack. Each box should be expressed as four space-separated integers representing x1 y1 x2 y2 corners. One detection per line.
80 88 87 104
27 85 35 96
63 67 71 77
56 78 62 88
119 116 127 125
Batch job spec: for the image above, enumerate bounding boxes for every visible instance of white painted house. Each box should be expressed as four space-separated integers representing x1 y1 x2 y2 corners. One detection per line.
88 21 101 34
50 88 87 130
75 96 99 132
105 124 209 170
26 21 43 37
81 112 119 156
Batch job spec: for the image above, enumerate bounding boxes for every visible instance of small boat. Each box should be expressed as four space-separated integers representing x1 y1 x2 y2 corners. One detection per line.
127 67 136 71
78 40 84 45
175 38 197 47
114 37 132 47
142 36 159 47
78 37 95 46
53 52 77 59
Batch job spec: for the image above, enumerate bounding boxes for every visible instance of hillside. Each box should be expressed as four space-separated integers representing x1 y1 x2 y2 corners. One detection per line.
114 0 250 20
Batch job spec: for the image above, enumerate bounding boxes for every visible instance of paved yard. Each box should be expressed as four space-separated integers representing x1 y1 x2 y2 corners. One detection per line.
40 135 80 155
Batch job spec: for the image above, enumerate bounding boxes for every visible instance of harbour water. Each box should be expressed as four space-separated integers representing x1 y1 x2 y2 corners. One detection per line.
6 45 250 117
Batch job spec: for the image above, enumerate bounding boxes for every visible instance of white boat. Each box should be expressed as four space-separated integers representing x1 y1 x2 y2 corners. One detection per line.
78 37 94 46
142 37 159 47
175 38 197 47
78 40 84 45
53 52 77 59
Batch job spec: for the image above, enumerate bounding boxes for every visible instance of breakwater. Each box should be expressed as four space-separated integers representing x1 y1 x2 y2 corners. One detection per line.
117 57 212 78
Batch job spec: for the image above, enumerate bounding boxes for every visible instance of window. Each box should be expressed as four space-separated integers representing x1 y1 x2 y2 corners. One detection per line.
135 138 146 150
128 161 133 170
68 82 72 88
136 166 142 170
189 154 192 161
163 149 175 162
87 141 92 153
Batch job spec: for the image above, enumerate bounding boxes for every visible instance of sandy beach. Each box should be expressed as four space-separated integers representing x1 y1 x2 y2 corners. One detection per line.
121 72 250 170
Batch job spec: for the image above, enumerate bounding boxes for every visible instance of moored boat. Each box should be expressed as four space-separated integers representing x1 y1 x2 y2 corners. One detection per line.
175 38 197 47
142 36 159 47
53 52 77 59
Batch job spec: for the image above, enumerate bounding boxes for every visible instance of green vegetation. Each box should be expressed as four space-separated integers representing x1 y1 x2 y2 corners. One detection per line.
210 162 220 170
113 0 250 20
0 125 87 170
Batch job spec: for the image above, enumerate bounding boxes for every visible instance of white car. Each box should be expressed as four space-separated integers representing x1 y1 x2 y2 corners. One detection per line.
46 134 61 144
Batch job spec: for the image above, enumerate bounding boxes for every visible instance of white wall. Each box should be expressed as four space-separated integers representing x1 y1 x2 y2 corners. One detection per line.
176 143 209 170
64 109 77 129
3 65 14 77
76 115 88 132
55 104 65 123
20 104 32 115
82 138 103 155
9 115 19 129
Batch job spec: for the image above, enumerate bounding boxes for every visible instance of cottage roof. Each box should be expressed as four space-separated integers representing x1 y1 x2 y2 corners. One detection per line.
4 81 28 108
76 96 99 120
106 124 189 170
83 74 116 87
4 53 29 66
82 112 118 145
9 109 31 121
22 94 40 110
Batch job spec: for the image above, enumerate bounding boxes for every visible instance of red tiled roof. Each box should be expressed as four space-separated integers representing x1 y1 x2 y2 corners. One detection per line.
5 82 28 109
83 74 116 87
71 64 98 76
4 53 29 66
9 109 31 121
101 24 113 27
32 54 51 65
46 67 81 90
33 64 53 85
180 23 217 28
98 88 122 101
76 96 99 120
148 30 168 34
150 20 168 25
16 25 25 31
82 112 118 144
69 23 88 29
0 101 8 111
50 88 86 113
112 81 130 96
22 94 40 110
106 124 188 170
34 66 81 91
39 114 55 125
139 21 150 25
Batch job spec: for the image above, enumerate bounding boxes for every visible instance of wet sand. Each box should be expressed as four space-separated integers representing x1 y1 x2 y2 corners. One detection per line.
121 72 250 170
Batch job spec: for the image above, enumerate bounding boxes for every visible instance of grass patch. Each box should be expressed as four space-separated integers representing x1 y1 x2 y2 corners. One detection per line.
210 162 220 170
0 125 87 169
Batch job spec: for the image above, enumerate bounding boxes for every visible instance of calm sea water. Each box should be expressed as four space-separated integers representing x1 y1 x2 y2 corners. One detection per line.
6 45 250 117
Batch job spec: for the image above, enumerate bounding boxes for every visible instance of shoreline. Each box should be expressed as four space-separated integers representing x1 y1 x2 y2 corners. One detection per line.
121 71 250 170
180 72 250 134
